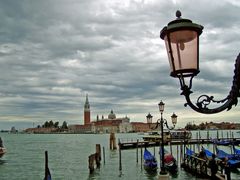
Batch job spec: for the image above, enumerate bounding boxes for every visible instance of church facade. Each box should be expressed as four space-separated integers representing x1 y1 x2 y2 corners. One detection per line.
68 95 151 134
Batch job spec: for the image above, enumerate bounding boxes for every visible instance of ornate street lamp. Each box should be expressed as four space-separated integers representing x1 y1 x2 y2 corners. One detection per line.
146 112 153 128
155 100 177 175
146 112 153 124
160 10 240 114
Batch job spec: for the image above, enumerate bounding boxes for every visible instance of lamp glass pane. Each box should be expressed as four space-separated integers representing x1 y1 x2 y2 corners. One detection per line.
171 116 177 124
158 102 164 112
165 30 199 76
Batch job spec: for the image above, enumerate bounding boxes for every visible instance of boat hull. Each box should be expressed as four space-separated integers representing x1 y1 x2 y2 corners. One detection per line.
164 153 178 173
144 149 158 172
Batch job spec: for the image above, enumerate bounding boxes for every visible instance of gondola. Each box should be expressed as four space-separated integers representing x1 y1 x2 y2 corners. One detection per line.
233 145 240 156
211 138 240 146
215 147 235 160
186 147 195 156
143 148 157 172
202 147 240 169
160 148 178 173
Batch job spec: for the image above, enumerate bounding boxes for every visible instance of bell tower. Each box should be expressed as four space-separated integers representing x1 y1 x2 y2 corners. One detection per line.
84 94 91 125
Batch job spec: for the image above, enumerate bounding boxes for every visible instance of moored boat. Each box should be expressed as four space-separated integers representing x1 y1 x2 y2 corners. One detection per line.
160 148 178 173
142 130 191 142
233 145 240 156
142 131 170 142
202 146 240 169
143 148 157 172
170 130 192 140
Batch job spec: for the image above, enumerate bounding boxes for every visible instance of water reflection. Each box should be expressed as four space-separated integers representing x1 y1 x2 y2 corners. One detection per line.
87 168 100 180
143 169 158 179
0 159 7 165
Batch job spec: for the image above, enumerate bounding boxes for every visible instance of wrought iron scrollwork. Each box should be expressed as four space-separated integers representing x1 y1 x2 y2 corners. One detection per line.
181 53 240 114
152 119 175 130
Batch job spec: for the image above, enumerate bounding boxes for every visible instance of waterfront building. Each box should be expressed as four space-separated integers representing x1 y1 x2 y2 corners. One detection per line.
68 124 92 134
69 95 154 133
24 127 58 134
25 94 153 134
91 110 132 133
131 122 155 132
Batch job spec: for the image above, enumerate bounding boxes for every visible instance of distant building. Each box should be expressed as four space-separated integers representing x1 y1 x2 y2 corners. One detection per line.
67 94 153 134
92 110 131 133
24 127 58 134
10 126 17 133
68 124 92 133
131 122 155 132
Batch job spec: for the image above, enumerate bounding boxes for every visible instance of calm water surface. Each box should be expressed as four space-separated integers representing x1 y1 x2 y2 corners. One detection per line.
0 130 240 180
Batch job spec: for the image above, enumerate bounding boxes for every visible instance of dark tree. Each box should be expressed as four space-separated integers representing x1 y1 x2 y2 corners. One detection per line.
61 121 68 129
54 122 59 128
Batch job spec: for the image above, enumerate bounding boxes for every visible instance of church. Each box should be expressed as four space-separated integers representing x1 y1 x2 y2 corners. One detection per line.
68 95 135 133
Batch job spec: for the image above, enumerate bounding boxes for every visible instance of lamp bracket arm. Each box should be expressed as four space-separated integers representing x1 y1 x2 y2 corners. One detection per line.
163 119 175 130
151 119 161 130
181 53 240 114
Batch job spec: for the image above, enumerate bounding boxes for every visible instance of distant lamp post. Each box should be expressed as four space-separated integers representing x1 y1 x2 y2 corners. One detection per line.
156 100 177 175
160 10 240 114
146 112 153 126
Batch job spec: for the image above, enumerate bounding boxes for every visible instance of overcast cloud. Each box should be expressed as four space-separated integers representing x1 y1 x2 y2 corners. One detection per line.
0 0 240 130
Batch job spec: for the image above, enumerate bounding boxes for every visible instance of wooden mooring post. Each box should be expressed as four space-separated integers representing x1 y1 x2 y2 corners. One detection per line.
110 132 117 150
136 139 138 163
118 139 122 171
96 144 101 168
140 146 143 169
88 144 102 174
103 146 105 164
88 154 95 174
44 151 52 180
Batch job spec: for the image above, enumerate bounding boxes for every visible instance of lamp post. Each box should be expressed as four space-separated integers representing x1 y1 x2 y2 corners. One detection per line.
156 100 177 176
146 112 153 128
160 10 240 114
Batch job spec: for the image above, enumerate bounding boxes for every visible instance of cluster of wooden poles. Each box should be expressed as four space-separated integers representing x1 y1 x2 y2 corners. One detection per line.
88 132 117 174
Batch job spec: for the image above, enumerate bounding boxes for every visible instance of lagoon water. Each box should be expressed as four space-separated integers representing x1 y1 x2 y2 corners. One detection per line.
0 130 240 180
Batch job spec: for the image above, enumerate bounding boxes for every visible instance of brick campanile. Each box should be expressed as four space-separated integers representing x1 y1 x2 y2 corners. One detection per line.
84 94 91 125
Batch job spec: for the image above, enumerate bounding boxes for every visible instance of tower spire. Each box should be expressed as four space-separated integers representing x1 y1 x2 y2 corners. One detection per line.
84 94 90 110
84 94 91 125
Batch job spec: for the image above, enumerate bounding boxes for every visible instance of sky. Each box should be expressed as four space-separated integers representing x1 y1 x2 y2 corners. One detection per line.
0 0 240 130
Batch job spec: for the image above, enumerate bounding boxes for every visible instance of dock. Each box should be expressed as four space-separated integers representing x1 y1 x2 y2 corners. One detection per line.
118 137 240 150
116 136 240 180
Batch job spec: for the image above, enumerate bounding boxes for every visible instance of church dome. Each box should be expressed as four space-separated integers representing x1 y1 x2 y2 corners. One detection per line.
108 110 116 119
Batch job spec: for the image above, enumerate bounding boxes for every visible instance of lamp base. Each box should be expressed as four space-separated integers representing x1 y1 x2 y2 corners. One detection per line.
158 173 170 180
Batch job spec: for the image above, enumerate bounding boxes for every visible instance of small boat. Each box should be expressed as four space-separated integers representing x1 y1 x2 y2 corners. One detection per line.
143 148 157 172
202 147 240 169
186 147 195 156
216 147 240 168
233 145 240 156
160 148 178 173
215 147 235 160
142 130 191 142
170 130 192 140
211 138 240 146
142 131 171 142
211 139 231 146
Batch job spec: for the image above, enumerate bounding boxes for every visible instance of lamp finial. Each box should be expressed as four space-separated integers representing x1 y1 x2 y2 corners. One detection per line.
176 10 181 18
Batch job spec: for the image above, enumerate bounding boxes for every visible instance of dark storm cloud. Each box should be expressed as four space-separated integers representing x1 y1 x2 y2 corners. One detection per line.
0 0 239 130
